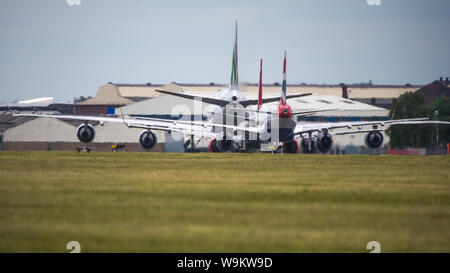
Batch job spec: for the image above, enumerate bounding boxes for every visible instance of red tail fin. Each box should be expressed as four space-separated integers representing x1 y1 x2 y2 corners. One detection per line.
281 51 287 105
258 59 263 110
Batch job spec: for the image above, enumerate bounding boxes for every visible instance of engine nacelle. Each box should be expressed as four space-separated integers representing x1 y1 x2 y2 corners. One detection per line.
301 138 316 154
365 131 384 148
283 139 299 154
208 138 232 152
139 130 157 150
316 132 333 154
77 124 95 143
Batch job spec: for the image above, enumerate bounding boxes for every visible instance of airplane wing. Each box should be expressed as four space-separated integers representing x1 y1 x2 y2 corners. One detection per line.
13 113 260 138
331 129 382 136
130 115 259 133
294 118 450 135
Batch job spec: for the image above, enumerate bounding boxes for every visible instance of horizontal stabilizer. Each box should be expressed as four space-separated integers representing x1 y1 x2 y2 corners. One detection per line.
157 89 311 107
156 89 230 107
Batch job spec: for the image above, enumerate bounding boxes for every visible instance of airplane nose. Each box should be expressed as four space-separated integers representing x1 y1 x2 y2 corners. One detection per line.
232 96 237 101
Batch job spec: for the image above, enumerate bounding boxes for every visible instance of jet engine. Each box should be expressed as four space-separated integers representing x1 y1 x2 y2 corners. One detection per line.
77 124 95 143
139 130 157 150
365 131 384 148
316 132 333 154
208 138 232 152
283 139 299 154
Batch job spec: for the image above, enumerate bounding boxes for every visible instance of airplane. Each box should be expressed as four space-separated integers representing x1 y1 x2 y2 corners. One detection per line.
153 21 323 151
12 51 450 154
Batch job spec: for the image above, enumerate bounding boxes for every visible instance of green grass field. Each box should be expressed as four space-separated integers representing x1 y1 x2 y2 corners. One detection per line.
0 151 449 252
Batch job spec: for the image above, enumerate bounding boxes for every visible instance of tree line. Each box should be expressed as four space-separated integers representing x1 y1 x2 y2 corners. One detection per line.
388 92 450 148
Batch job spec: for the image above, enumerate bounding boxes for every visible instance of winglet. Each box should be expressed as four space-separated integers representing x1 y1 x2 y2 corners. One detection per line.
258 59 263 110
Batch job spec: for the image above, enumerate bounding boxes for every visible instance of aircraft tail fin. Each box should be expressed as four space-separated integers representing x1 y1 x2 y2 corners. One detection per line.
230 21 238 89
258 59 263 110
281 50 287 105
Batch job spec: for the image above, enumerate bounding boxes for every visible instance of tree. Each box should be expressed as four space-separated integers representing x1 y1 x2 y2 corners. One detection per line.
388 92 432 148
430 95 450 145
73 96 92 103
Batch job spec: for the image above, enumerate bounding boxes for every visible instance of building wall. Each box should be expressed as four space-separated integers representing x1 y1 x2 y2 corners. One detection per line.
87 83 420 100
74 105 110 115
93 122 165 144
4 118 78 142
180 85 418 98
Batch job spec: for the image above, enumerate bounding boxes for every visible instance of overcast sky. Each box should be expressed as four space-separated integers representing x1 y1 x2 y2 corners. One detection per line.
1 0 449 103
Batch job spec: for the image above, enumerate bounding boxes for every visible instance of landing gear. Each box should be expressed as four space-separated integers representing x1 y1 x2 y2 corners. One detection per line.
301 132 315 154
76 146 92 153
